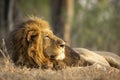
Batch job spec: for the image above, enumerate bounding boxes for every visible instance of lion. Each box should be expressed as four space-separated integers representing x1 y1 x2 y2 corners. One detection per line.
8 17 68 69
7 17 120 70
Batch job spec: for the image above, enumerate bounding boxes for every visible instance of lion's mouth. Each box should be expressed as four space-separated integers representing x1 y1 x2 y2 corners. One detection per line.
44 49 65 60
55 52 65 60
50 55 56 60
49 52 65 60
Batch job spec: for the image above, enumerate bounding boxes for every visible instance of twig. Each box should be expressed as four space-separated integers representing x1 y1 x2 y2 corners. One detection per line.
2 39 10 59
0 39 11 61
0 49 7 58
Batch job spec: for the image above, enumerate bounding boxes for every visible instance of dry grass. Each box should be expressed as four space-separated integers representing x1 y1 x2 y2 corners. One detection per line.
0 59 120 80
0 39 120 80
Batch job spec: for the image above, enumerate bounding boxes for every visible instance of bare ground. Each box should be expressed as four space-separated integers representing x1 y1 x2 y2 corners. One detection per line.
0 58 120 80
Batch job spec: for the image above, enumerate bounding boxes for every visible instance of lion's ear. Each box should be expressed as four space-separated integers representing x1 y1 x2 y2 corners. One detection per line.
27 30 39 42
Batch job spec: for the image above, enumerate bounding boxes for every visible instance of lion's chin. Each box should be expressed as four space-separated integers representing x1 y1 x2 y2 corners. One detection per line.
55 52 65 60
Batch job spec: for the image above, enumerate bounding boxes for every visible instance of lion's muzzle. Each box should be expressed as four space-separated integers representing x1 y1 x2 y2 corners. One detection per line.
55 39 65 60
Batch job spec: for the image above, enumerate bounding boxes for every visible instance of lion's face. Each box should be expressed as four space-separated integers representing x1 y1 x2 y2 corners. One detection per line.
41 30 65 60
26 19 65 62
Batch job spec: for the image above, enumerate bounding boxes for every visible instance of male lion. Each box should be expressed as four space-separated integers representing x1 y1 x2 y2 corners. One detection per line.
8 17 68 69
7 17 120 70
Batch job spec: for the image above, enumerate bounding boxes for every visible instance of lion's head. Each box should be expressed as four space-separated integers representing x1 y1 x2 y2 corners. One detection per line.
9 17 65 68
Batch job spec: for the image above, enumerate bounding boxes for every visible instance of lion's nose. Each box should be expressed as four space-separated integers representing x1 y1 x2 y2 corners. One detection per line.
59 43 65 48
50 55 55 59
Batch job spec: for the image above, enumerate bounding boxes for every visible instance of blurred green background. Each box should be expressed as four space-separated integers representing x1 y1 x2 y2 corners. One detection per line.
0 0 120 55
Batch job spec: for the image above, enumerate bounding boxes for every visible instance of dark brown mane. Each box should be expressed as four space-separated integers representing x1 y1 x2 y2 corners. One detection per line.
8 18 51 68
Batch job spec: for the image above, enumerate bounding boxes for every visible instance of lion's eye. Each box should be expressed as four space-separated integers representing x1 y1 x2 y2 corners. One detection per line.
45 36 50 40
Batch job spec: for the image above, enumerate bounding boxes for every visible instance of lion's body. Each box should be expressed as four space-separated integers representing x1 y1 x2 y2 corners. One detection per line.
74 48 120 69
94 51 120 69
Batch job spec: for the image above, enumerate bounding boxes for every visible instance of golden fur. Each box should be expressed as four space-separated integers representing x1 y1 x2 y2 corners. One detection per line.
8 17 66 68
